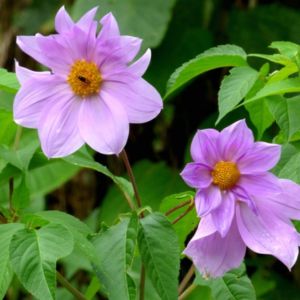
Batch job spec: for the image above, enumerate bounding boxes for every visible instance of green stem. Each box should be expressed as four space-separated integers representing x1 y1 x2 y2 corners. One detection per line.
9 177 14 213
13 126 22 150
8 126 23 214
56 271 87 300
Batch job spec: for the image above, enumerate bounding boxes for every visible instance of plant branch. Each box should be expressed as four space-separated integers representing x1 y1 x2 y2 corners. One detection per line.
172 204 194 225
9 177 14 213
56 271 87 300
120 149 143 214
139 265 146 300
178 284 196 300
165 200 191 216
119 149 145 300
178 265 195 295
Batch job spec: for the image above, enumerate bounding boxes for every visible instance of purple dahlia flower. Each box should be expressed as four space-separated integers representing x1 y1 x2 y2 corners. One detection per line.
181 120 300 277
14 7 162 158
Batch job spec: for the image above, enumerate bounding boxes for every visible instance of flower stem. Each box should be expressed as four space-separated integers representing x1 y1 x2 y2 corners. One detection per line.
120 149 143 214
172 204 194 225
178 265 195 295
165 200 191 216
178 284 197 300
119 149 145 300
56 271 87 300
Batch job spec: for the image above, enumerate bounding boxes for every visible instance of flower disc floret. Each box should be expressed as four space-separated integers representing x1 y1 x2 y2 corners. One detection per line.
67 60 102 97
212 161 240 190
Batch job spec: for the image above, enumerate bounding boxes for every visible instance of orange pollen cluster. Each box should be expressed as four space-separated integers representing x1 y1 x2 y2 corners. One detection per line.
67 60 102 97
211 161 240 190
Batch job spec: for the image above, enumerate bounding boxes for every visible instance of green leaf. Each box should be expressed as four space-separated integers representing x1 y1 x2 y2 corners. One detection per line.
245 99 274 139
0 138 39 171
271 143 298 175
269 41 300 59
248 53 292 65
12 174 30 210
0 68 20 93
268 63 298 83
165 44 247 99
217 66 258 123
27 159 80 198
84 276 101 300
72 0 176 49
92 214 138 300
0 110 17 145
34 210 91 235
138 212 180 300
0 223 25 300
33 210 96 265
276 150 300 184
159 191 198 251
64 149 133 204
195 264 256 300
10 223 74 300
244 78 300 105
267 95 300 141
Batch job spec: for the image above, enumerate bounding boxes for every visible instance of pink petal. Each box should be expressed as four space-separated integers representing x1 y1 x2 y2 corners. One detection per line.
79 92 129 155
38 93 84 158
211 191 235 237
239 172 281 197
232 185 257 213
190 129 220 166
97 36 142 67
76 7 98 34
236 202 299 269
218 119 254 162
195 185 222 216
264 179 300 220
129 49 151 77
102 79 162 124
184 218 246 278
238 142 281 174
55 6 74 33
99 13 120 40
191 215 217 240
15 61 50 85
17 35 50 68
37 27 93 74
14 75 66 128
180 162 212 189
35 35 73 74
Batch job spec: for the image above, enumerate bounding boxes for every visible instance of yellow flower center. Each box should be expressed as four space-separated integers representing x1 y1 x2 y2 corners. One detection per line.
67 60 102 97
211 161 240 190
